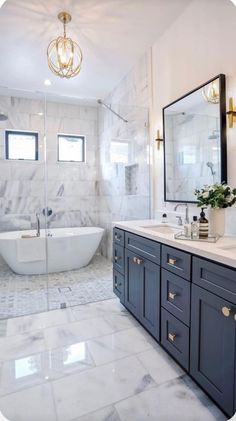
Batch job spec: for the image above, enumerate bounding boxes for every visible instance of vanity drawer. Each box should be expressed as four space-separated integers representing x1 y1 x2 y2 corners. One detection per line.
161 245 191 281
161 308 189 371
125 232 161 265
113 244 124 275
193 257 236 304
113 228 125 247
113 270 124 304
161 269 191 326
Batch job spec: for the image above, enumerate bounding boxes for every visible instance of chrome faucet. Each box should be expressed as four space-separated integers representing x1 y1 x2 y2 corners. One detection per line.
36 213 40 237
174 203 189 224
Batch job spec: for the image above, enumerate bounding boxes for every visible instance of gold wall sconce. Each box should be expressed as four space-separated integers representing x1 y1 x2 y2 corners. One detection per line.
155 130 163 150
226 98 236 128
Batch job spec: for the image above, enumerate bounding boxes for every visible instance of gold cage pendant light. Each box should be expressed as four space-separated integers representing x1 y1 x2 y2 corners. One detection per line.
47 11 83 79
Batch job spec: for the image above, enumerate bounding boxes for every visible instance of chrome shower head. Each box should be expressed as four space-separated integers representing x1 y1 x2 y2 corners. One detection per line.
0 112 8 121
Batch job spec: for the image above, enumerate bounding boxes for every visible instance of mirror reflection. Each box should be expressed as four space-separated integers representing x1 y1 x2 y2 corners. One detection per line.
163 75 226 202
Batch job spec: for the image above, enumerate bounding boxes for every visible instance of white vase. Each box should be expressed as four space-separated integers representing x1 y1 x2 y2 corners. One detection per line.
209 208 225 237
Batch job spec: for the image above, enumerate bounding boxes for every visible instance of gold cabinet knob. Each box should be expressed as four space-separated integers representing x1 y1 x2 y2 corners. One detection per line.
136 258 143 265
133 256 137 263
234 314 236 321
168 333 176 342
168 292 177 300
222 307 231 317
168 258 177 265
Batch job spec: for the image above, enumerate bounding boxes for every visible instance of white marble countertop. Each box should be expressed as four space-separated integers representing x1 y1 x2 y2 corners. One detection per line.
113 219 236 269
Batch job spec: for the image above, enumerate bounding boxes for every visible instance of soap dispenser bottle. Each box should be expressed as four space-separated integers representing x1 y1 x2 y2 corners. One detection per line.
199 207 208 239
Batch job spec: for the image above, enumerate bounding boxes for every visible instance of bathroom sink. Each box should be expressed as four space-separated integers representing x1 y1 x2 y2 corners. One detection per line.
140 224 180 234
217 244 236 254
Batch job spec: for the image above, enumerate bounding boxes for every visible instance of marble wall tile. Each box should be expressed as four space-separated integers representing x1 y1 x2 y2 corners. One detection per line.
0 96 99 234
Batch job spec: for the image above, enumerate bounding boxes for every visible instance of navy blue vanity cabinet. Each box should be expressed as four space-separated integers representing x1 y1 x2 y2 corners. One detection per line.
124 249 142 319
125 248 161 340
113 270 125 304
190 283 236 416
113 228 125 303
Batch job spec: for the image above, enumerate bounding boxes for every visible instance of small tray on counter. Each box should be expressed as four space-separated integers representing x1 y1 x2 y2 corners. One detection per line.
174 231 219 243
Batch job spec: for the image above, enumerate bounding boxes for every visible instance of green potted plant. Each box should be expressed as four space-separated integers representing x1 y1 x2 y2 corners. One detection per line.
195 183 236 236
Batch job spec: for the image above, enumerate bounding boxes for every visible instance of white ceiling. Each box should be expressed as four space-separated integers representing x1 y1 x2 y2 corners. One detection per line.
0 0 190 101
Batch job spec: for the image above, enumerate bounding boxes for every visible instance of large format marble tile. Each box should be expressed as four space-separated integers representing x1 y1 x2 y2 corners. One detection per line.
137 346 184 385
6 307 75 336
71 298 127 322
0 341 95 396
44 316 117 349
75 405 121 421
115 376 227 421
0 330 45 361
87 326 156 366
52 355 156 420
0 383 57 421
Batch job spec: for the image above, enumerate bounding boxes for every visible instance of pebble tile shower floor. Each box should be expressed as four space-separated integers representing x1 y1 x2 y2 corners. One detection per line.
0 255 114 319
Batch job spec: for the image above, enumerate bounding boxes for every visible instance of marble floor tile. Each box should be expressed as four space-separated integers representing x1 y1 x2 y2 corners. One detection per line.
115 376 227 421
87 327 156 366
6 307 76 336
52 355 156 421
137 346 184 384
70 298 126 322
44 316 117 349
75 405 121 421
0 383 57 421
0 341 95 396
0 330 45 361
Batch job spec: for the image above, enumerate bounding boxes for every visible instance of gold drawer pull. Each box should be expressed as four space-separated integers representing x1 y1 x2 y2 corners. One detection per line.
168 333 176 342
133 256 143 265
169 292 176 300
168 258 177 265
222 306 231 317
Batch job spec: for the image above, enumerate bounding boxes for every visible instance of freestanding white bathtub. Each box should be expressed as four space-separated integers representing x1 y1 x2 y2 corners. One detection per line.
0 227 104 275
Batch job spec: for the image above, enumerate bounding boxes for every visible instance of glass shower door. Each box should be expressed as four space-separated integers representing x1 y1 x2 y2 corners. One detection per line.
0 90 49 319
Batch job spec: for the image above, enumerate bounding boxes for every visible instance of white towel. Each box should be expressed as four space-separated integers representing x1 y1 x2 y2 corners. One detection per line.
17 237 46 262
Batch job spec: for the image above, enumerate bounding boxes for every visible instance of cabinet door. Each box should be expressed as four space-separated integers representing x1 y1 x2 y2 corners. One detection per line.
124 249 142 319
190 284 235 417
140 259 160 340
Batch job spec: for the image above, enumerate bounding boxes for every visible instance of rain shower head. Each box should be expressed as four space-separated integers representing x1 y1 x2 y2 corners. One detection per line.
0 112 8 121
97 99 128 123
208 130 219 140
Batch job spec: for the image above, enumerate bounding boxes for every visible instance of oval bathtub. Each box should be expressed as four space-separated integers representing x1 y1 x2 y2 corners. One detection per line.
0 227 104 275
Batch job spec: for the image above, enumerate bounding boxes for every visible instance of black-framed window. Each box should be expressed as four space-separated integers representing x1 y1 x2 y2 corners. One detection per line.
5 130 38 161
58 134 85 162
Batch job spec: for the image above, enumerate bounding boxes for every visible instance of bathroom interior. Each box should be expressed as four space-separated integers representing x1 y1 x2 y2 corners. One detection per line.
0 0 235 420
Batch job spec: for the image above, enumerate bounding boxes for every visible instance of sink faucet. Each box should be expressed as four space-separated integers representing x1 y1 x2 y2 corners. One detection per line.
174 203 189 224
36 213 40 237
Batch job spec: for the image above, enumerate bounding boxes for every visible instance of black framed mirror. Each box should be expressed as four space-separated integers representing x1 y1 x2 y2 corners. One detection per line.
163 74 227 203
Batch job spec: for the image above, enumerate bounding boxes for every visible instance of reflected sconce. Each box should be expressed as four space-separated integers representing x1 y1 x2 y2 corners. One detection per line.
202 80 219 104
226 98 236 128
155 130 163 150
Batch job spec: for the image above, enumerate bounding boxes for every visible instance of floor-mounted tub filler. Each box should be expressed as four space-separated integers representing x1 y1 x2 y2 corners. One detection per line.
0 227 104 275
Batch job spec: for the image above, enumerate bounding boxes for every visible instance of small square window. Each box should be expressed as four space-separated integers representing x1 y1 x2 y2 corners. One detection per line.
5 130 38 161
58 134 85 162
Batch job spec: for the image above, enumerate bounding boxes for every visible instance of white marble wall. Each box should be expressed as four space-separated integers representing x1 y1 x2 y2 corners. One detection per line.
0 95 99 232
98 53 151 259
165 114 220 202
